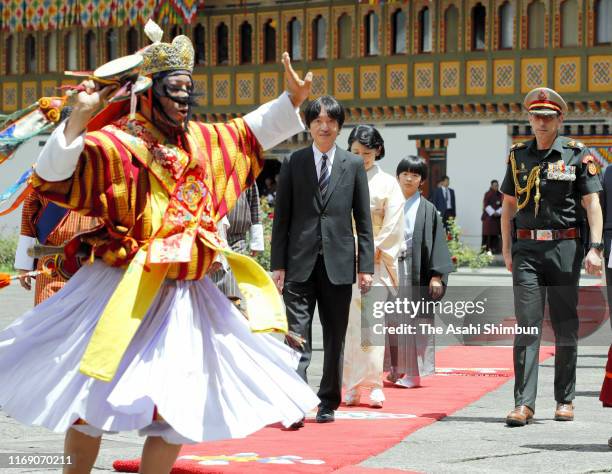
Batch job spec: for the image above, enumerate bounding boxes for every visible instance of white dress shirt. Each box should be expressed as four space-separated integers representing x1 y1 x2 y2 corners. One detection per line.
312 144 336 180
404 192 421 251
443 186 452 208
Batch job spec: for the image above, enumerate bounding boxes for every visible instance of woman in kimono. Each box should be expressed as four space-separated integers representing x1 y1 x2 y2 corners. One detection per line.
385 156 454 388
342 125 404 407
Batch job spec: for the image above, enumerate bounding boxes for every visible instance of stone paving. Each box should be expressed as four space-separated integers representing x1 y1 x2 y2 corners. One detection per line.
0 267 609 473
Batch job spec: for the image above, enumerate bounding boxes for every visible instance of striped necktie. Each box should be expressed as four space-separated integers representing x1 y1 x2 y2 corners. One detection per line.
319 154 330 198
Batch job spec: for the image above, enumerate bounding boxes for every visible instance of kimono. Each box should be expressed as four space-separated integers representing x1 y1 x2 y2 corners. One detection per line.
15 190 98 304
342 165 404 399
0 93 319 444
384 196 454 377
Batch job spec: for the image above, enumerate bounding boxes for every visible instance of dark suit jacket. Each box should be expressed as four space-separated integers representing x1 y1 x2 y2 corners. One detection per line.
270 145 374 285
432 186 456 216
410 198 455 288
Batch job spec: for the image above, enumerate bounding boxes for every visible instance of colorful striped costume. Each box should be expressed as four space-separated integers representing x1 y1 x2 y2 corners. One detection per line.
32 113 263 280
18 191 98 304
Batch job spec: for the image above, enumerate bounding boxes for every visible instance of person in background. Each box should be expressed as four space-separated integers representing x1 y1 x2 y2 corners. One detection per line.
385 156 454 388
210 183 263 306
342 125 404 408
432 175 456 230
261 176 277 206
481 180 503 254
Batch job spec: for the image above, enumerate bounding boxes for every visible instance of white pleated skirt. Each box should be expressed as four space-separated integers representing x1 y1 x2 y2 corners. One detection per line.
0 261 319 443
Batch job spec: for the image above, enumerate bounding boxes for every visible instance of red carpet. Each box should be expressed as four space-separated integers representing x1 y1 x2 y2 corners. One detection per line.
113 346 554 473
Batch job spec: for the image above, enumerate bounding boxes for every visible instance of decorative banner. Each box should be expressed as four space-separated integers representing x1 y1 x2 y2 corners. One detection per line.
170 0 199 22
41 0 64 31
60 0 78 29
156 0 199 26
80 0 114 28
0 167 33 217
7 0 25 32
1 0 201 31
358 0 411 4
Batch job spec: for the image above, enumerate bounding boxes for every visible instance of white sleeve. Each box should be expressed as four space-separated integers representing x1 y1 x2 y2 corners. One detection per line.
35 121 85 182
249 223 264 251
243 92 304 151
215 216 231 271
14 235 36 270
485 205 495 216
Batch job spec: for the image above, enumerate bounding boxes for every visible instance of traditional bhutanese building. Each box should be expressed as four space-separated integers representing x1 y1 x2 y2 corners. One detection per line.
1 0 611 244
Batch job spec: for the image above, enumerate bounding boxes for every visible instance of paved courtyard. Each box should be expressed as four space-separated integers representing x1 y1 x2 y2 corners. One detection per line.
0 267 609 473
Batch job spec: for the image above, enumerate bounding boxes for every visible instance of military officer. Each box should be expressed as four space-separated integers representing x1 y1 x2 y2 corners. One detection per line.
500 87 603 427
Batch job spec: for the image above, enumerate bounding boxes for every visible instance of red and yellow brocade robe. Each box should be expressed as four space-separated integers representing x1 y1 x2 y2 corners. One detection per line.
19 191 98 304
31 114 263 280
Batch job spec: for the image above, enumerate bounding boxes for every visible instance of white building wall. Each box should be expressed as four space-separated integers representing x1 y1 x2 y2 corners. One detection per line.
338 123 512 248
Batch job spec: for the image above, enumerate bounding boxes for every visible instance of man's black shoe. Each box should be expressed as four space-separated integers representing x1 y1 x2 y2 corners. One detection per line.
288 417 305 430
316 406 335 423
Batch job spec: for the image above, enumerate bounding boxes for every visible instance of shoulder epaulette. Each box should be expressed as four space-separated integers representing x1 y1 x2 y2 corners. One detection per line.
507 142 526 163
565 139 585 150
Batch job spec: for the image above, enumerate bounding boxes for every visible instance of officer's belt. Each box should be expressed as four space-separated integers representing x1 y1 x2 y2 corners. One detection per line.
516 227 579 241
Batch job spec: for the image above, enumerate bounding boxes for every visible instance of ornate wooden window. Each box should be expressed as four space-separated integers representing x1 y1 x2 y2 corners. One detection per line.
528 1 545 49
595 0 612 44
5 35 17 74
264 19 276 63
391 9 406 54
106 29 119 62
312 15 327 59
44 32 57 72
419 6 432 53
25 34 36 74
85 30 97 70
216 22 229 65
64 32 77 71
338 14 352 58
127 27 139 54
193 24 205 64
364 11 379 56
561 0 579 47
288 18 302 60
445 5 459 53
239 22 253 64
472 3 486 50
499 2 514 49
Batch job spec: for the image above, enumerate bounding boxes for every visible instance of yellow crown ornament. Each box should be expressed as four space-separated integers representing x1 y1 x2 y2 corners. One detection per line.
140 19 195 76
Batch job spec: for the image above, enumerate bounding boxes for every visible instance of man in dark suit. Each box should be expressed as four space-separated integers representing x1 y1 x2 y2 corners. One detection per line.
271 95 374 425
432 175 456 229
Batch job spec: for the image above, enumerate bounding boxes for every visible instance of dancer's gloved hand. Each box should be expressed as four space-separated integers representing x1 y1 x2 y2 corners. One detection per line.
64 80 117 145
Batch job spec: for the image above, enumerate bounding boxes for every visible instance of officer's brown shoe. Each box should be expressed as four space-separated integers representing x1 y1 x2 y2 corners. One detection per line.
505 405 534 426
554 402 574 421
